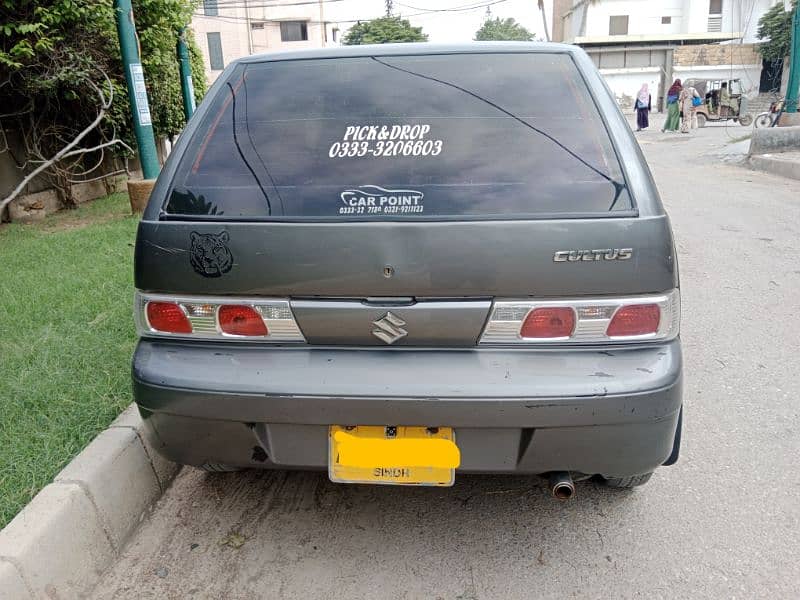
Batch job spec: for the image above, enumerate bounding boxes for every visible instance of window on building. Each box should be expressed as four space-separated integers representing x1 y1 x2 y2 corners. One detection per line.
661 16 672 24
203 0 218 16
708 0 722 31
207 32 224 71
251 21 265 30
332 28 339 42
280 21 308 42
608 15 629 36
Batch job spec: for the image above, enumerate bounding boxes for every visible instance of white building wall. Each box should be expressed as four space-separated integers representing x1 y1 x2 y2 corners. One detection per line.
582 0 685 38
190 0 336 86
599 67 662 108
192 10 250 85
682 0 709 34
574 0 780 41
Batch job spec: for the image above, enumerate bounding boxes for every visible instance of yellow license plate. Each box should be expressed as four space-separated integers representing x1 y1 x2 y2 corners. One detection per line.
329 425 460 486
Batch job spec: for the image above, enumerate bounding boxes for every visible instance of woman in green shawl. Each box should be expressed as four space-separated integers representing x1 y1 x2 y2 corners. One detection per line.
662 79 682 132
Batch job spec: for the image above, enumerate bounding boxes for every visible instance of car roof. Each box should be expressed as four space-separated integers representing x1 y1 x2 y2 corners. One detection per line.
235 41 580 65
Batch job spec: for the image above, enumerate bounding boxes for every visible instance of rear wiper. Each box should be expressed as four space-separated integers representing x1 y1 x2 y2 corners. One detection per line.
370 56 627 211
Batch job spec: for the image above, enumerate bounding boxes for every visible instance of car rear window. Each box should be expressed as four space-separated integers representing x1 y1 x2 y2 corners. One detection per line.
164 52 633 220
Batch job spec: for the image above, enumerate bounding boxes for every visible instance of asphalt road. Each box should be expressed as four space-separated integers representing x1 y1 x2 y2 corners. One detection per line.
93 120 800 599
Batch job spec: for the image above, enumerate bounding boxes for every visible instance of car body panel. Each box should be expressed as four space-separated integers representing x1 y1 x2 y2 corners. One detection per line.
135 216 676 297
132 42 683 481
133 339 681 477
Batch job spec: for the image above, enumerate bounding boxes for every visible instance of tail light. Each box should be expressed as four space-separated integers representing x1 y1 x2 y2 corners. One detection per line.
480 290 679 345
606 304 660 337
520 307 575 339
146 302 192 334
218 305 269 337
135 292 305 343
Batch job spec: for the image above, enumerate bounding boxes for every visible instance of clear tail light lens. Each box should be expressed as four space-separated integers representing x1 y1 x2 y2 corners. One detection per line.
218 305 269 337
146 302 192 334
135 292 305 343
606 304 660 337
480 290 679 345
520 307 576 339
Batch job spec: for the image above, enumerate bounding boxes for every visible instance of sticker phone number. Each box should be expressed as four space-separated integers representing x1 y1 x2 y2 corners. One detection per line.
328 139 443 159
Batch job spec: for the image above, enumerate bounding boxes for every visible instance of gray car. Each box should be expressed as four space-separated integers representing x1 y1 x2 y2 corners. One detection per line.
133 42 682 499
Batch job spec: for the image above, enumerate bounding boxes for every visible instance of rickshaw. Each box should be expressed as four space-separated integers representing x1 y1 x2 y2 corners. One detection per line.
683 78 753 127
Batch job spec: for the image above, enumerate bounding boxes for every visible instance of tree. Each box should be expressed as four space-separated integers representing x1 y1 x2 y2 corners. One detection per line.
757 0 797 61
0 0 207 213
342 16 428 45
475 17 535 41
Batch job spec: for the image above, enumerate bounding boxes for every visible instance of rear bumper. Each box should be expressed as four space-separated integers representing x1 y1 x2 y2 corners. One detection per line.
133 339 683 478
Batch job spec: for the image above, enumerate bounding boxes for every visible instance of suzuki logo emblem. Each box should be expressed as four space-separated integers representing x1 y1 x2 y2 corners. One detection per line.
372 312 408 345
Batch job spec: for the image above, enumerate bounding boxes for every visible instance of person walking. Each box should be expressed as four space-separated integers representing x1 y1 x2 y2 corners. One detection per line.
634 83 651 131
662 79 682 132
679 85 701 133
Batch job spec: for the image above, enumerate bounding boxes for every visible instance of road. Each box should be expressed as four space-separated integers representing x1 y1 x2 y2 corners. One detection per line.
93 119 800 599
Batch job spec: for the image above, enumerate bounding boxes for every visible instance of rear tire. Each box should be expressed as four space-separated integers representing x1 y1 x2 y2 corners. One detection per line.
604 472 653 488
199 462 242 473
696 113 707 128
754 113 772 128
739 114 753 127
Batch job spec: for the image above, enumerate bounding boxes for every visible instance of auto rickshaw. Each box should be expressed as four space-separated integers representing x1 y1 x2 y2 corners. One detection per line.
683 78 753 127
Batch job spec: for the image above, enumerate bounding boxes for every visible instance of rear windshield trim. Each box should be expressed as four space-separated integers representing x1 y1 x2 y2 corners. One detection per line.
157 209 639 223
163 51 636 222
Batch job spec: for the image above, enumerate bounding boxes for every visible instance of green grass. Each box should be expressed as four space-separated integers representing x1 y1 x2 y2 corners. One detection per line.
0 193 139 528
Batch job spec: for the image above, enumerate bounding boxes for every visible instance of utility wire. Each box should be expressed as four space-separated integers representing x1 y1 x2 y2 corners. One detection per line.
395 0 509 13
196 0 510 19
205 0 345 6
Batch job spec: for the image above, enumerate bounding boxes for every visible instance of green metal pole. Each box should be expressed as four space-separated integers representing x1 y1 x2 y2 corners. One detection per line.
114 0 160 179
177 28 196 121
785 1 800 112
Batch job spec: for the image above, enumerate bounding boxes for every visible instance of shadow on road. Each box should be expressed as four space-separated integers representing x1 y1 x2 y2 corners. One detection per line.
94 467 648 598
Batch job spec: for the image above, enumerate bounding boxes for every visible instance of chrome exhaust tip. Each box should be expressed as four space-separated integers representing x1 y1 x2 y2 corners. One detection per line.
548 471 575 500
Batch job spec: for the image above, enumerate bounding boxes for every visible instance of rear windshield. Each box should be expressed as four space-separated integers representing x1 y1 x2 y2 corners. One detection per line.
164 52 632 220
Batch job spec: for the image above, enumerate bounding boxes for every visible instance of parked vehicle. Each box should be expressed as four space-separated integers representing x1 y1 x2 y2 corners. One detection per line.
132 43 682 498
755 96 784 128
684 78 753 127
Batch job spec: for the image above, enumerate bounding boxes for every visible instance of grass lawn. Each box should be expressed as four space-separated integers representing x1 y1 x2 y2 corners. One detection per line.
0 193 139 528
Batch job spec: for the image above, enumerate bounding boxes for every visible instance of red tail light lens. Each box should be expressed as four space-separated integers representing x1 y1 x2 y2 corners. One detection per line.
520 307 576 338
146 302 192 334
218 305 268 336
607 304 660 337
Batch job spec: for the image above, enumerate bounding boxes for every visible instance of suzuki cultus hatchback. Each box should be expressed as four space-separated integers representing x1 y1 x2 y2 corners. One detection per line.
133 43 682 499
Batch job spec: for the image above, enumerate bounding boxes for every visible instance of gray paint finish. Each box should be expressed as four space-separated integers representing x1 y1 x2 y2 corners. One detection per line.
290 299 492 346
133 339 681 422
135 216 676 297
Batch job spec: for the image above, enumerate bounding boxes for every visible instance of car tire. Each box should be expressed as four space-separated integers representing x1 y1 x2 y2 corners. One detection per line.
604 472 653 488
696 113 707 128
199 462 242 473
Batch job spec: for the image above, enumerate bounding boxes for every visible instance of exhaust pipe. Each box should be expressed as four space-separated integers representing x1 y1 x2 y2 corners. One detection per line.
548 471 575 500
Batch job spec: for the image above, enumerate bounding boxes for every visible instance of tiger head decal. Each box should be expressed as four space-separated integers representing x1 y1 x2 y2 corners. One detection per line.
189 231 233 278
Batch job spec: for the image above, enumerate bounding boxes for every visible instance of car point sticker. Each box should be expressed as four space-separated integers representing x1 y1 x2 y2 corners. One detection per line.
339 185 424 215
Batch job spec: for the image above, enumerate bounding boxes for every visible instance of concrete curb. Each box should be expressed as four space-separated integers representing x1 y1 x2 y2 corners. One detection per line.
748 125 800 155
0 405 180 599
748 153 800 181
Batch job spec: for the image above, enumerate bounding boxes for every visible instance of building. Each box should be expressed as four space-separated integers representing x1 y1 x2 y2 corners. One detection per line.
552 0 782 109
191 0 342 84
